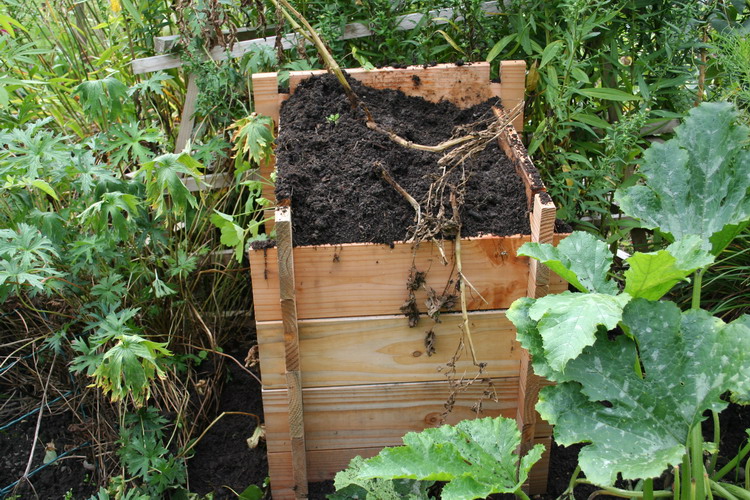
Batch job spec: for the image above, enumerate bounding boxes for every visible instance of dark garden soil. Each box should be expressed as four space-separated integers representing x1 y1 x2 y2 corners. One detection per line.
0 406 97 499
275 73 530 247
186 334 268 499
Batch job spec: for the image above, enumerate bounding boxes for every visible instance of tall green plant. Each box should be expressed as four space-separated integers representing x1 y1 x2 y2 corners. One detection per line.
508 101 750 499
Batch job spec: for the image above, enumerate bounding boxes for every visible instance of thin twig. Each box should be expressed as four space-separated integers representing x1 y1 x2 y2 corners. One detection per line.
452 193 478 366
21 352 57 480
380 165 421 234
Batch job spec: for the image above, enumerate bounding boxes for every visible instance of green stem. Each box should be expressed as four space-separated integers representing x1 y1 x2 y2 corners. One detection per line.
692 268 706 310
674 466 681 500
565 465 582 496
644 478 654 500
719 483 750 500
710 480 741 500
709 410 721 474
683 451 692 500
691 425 706 500
713 441 750 481
515 487 531 500
575 480 672 498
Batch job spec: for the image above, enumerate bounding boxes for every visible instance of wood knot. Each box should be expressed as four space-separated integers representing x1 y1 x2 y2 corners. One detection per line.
424 412 442 426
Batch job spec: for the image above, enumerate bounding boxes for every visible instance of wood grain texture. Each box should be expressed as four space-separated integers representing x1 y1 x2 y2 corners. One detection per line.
256 310 522 389
267 446 384 499
175 74 198 153
528 435 553 495
518 194 557 497
288 63 509 113
262 378 519 454
275 208 307 496
252 72 282 124
527 193 557 299
249 235 530 322
499 60 526 131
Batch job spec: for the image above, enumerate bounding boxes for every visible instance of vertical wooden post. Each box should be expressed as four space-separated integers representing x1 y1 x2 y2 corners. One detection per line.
275 206 308 498
175 74 199 152
499 60 526 132
519 192 556 494
252 72 282 233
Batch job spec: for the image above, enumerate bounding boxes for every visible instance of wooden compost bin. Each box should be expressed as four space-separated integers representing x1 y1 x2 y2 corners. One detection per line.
249 62 565 500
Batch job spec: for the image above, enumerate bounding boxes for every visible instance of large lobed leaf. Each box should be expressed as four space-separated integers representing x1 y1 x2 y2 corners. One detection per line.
345 417 544 500
623 235 715 301
537 299 750 486
518 231 618 295
615 102 750 254
510 291 631 373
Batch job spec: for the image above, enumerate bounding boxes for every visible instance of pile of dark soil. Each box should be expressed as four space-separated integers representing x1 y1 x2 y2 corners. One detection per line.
186 339 267 499
0 408 96 499
275 74 530 247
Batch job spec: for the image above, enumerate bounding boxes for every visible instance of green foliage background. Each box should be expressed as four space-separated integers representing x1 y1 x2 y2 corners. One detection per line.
1 0 750 496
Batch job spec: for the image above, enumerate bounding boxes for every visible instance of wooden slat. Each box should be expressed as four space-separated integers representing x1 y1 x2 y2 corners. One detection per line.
527 193 557 299
275 207 307 498
175 74 198 153
267 446 384 499
252 72 282 124
262 378 519 454
132 2 501 74
256 310 522 389
495 107 546 208
499 60 526 131
528 435 553 495
249 235 530 322
289 63 503 112
517 192 557 496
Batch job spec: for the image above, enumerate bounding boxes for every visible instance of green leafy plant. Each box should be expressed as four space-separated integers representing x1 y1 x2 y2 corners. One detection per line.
326 112 341 125
509 101 750 499
332 416 543 500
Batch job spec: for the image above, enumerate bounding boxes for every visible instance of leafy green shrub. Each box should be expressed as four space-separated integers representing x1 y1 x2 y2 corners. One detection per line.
509 101 750 498
332 416 543 500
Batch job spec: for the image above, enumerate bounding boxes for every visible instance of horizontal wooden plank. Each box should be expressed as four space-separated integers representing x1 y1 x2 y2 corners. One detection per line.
289 63 498 110
256 310 522 389
267 446 382 498
133 2 501 74
262 378 519 454
249 235 530 322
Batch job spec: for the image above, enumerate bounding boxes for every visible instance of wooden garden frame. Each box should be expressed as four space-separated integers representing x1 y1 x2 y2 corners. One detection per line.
247 62 565 499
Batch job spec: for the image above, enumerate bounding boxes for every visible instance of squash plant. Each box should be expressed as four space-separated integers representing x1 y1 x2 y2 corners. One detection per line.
508 101 750 499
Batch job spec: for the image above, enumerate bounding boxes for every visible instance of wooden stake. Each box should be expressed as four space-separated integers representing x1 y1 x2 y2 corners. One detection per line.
275 207 308 498
518 192 556 494
175 74 199 153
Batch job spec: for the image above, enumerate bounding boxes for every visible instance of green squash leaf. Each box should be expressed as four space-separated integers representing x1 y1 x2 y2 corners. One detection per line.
518 231 618 294
537 299 750 486
615 102 750 254
332 456 433 500
623 236 715 300
527 291 631 372
345 417 544 500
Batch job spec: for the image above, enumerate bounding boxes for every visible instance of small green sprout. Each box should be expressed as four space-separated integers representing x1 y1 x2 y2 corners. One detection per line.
326 113 341 125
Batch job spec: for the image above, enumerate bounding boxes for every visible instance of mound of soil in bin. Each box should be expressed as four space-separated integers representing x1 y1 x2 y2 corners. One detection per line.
275 74 530 246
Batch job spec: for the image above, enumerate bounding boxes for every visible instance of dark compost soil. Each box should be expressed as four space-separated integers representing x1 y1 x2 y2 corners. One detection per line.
187 336 267 499
275 73 530 246
0 404 96 499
